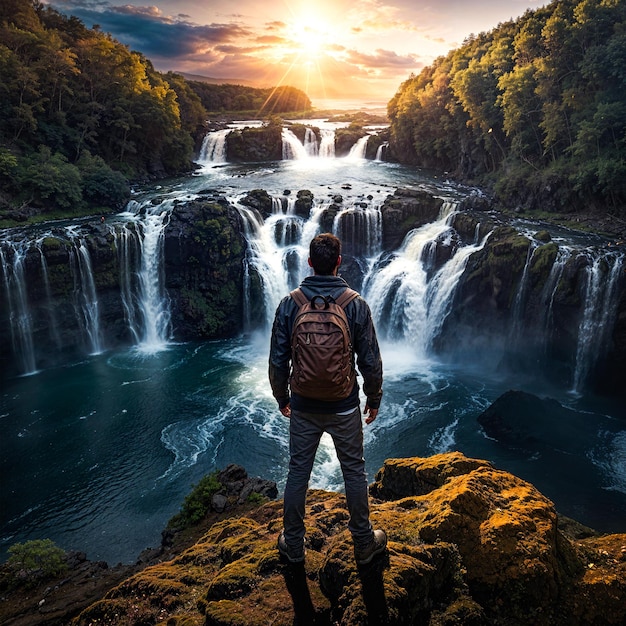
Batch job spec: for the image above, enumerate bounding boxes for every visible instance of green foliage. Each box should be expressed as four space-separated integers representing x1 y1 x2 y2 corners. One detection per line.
388 0 626 215
0 0 203 216
17 146 83 209
246 492 266 505
76 151 130 206
188 82 311 115
7 539 68 585
168 471 223 530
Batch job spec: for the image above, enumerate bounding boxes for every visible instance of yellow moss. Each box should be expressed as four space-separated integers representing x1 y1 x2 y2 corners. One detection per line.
206 558 259 600
202 516 261 544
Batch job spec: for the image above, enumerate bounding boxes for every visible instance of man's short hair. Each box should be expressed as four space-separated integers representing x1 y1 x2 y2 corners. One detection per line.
309 233 341 275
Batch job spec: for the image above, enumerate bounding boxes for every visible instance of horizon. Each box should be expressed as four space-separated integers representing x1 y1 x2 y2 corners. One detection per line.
43 0 548 100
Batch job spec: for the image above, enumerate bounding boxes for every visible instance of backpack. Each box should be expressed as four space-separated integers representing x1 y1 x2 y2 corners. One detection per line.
289 287 359 401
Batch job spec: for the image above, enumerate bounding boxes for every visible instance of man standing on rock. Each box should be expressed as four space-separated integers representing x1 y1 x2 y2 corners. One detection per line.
269 232 387 565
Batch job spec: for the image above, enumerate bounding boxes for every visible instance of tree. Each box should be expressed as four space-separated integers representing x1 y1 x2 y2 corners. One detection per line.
7 539 68 585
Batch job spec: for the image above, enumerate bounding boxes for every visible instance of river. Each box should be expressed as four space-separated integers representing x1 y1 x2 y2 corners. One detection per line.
1 121 625 564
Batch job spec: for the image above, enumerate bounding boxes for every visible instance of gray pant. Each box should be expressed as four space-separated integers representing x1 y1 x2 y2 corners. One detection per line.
283 407 373 550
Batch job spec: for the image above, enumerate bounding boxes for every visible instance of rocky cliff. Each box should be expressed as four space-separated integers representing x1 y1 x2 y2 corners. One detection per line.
1 186 624 396
9 452 622 626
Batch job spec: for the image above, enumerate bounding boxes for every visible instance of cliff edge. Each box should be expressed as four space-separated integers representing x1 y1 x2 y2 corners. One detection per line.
4 453 626 625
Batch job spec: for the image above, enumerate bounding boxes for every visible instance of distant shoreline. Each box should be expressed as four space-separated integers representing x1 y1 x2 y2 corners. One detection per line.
311 97 388 116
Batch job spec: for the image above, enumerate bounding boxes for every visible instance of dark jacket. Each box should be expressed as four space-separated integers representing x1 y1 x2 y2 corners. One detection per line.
269 274 383 413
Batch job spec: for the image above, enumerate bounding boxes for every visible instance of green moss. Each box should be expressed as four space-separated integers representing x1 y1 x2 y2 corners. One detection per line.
529 242 558 280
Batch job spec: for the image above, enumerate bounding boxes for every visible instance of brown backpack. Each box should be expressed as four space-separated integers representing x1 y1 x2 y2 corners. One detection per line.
289 288 359 401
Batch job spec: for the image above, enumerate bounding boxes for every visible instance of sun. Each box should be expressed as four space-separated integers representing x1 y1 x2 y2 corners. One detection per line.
296 23 327 63
260 3 354 98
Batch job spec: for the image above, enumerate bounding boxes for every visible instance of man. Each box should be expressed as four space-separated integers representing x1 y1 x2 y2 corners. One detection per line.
269 232 386 566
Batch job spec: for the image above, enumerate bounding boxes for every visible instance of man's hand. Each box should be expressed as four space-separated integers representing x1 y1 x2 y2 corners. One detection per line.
364 404 378 425
280 403 291 418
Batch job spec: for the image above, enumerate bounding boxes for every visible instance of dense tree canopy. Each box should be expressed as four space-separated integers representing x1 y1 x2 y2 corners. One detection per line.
188 82 311 115
0 0 310 219
388 0 626 216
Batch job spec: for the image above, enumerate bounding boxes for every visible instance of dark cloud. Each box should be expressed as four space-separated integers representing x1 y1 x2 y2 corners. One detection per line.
48 1 251 57
215 43 263 54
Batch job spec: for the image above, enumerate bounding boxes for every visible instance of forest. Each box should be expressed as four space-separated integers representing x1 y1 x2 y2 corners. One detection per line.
388 0 626 218
0 0 310 221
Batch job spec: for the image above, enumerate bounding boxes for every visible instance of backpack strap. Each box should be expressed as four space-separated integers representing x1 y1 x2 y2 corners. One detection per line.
290 288 309 308
334 288 359 309
291 287 359 309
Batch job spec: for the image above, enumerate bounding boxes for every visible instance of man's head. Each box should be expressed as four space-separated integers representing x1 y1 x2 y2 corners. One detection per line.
309 233 341 275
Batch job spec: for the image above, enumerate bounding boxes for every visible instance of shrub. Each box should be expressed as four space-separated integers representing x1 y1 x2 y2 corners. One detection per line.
77 151 130 207
7 539 68 585
168 471 223 530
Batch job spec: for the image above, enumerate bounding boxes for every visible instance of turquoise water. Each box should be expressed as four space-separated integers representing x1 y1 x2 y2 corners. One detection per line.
1 144 625 564
1 334 624 564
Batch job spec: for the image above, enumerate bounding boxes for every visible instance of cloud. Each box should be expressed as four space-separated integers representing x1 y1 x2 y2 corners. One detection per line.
49 1 252 57
255 35 287 44
346 48 422 70
45 0 545 99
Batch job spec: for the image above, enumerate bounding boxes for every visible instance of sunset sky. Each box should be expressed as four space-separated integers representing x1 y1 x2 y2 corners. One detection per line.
46 0 547 103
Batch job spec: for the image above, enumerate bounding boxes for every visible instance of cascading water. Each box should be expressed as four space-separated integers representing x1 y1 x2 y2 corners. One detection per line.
362 204 489 356
319 129 336 158
197 129 229 164
64 226 103 355
120 199 174 351
572 250 625 393
347 135 369 159
332 203 382 258
35 237 62 350
375 142 389 161
509 239 539 346
281 128 309 160
304 128 318 156
0 241 37 374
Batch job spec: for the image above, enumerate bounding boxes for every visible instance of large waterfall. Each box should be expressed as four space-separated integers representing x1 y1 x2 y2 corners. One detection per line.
0 126 624 395
0 197 176 374
2 142 625 568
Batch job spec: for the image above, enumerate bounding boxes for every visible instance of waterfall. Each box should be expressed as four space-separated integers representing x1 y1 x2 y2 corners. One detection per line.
572 251 625 392
319 129 336 158
332 202 382 258
304 128 318 156
234 194 334 329
362 208 488 356
375 142 389 161
509 240 538 345
281 128 309 160
0 241 37 374
236 204 294 329
35 238 62 349
113 222 142 344
121 199 173 351
347 135 369 159
66 228 103 355
537 246 571 359
198 129 229 164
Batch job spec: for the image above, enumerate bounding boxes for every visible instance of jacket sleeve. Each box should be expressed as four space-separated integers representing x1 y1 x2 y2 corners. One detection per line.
351 298 383 409
268 296 292 409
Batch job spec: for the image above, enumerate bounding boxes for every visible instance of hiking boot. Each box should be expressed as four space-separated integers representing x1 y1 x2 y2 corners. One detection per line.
354 529 387 565
278 530 305 563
